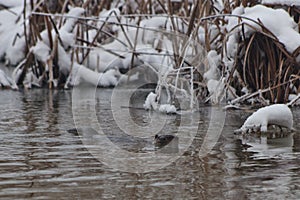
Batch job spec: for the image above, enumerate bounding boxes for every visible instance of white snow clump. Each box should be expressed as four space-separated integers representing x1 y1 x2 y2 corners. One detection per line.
143 92 177 114
235 104 294 133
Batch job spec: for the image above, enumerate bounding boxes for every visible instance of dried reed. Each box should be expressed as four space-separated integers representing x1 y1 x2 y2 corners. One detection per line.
5 1 300 105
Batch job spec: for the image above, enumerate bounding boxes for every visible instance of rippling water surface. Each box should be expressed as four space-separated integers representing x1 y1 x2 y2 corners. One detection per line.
0 88 299 199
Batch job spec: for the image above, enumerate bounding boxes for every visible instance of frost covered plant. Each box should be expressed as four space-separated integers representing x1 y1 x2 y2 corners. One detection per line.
234 104 294 134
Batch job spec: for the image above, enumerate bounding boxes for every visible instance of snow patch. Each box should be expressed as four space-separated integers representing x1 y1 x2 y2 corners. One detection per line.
158 104 177 114
207 79 236 104
203 50 221 80
68 63 121 87
0 6 26 65
30 41 51 63
61 7 85 33
143 92 177 114
0 0 33 7
242 5 300 54
143 92 158 110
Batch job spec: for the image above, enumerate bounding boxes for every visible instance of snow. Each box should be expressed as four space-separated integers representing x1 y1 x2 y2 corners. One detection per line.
241 86 249 94
68 63 121 87
57 44 72 74
0 5 26 65
203 50 221 80
241 5 300 54
97 69 121 87
23 69 41 89
39 7 84 50
42 7 84 51
207 79 236 104
224 5 300 69
222 6 244 69
158 104 177 114
98 8 120 26
30 41 51 63
32 7 86 78
197 26 205 45
61 7 85 33
213 0 224 12
82 15 179 73
143 92 177 113
207 79 223 104
0 0 33 7
235 104 293 133
59 31 75 50
143 92 158 110
213 4 300 104
142 15 187 33
84 41 125 72
5 37 26 66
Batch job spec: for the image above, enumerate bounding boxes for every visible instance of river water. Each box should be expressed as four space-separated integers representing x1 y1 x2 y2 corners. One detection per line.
0 88 299 199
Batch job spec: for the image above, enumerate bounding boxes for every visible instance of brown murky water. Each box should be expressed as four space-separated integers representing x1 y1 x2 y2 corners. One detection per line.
0 88 299 199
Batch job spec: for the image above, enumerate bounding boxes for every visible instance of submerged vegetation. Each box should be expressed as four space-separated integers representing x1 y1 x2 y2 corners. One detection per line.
0 0 299 109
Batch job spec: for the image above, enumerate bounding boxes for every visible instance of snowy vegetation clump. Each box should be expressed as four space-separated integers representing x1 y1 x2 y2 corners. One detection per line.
0 0 299 110
234 104 294 134
143 92 177 114
208 4 300 105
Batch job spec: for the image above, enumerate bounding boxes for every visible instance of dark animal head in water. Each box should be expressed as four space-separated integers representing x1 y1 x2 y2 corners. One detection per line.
154 134 175 146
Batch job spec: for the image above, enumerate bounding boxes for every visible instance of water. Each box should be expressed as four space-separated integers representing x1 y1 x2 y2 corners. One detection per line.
0 88 299 199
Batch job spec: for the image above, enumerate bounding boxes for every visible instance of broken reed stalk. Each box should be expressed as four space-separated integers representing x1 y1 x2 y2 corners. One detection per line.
44 14 55 89
287 93 300 106
48 34 59 89
23 0 29 54
130 17 141 71
230 76 299 104
16 52 34 85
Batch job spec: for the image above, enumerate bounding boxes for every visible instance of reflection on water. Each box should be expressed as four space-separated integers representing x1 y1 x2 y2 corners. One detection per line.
0 89 299 199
